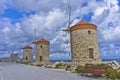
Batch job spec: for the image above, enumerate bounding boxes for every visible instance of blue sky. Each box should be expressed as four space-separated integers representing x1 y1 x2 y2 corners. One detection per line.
0 0 120 60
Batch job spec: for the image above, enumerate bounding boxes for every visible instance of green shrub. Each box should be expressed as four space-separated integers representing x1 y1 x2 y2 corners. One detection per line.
65 65 71 71
116 72 120 78
55 63 63 69
75 66 85 73
106 67 120 80
36 64 44 67
85 64 93 66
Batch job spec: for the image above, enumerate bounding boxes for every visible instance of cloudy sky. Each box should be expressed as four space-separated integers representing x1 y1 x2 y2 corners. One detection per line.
0 0 120 60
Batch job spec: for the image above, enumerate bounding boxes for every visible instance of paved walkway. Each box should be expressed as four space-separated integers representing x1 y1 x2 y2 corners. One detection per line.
0 62 106 80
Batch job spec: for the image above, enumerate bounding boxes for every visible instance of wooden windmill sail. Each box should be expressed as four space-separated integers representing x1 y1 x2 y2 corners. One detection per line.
57 4 72 57
32 28 37 44
65 4 72 57
32 28 37 56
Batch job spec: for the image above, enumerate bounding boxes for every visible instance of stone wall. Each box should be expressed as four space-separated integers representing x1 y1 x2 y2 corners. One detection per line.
10 54 18 62
36 44 49 65
71 29 101 62
22 49 33 63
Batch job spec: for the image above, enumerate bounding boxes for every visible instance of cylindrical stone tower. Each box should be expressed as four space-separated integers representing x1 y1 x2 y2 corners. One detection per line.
22 45 33 63
10 54 18 62
70 20 100 62
35 38 50 65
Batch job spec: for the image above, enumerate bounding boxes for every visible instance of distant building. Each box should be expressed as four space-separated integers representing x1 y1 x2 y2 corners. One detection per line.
10 53 18 62
22 45 33 63
0 58 11 62
35 38 50 65
70 20 101 62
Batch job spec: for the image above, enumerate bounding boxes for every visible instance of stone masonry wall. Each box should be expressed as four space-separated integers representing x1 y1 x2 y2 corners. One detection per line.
71 29 101 62
36 44 49 65
22 49 33 63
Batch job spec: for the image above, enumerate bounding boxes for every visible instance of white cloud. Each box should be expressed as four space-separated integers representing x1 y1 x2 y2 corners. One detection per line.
8 0 66 13
71 18 80 26
50 53 71 60
0 8 69 55
92 0 120 24
94 7 107 16
102 26 120 41
90 0 120 44
0 0 7 13
2 27 10 33
20 9 67 40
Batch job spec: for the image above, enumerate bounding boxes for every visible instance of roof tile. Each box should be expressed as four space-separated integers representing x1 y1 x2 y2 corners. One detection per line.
36 38 49 45
70 20 97 31
23 45 32 49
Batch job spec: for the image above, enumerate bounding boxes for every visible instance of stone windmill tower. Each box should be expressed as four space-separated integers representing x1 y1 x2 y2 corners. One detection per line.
70 20 101 62
35 38 50 65
22 45 33 63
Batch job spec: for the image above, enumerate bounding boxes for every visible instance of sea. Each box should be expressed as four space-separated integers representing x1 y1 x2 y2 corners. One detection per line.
102 59 120 64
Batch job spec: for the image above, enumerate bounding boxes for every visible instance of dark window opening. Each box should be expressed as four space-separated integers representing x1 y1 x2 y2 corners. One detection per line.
26 50 29 52
88 30 91 34
89 48 94 58
26 57 28 60
40 45 43 48
40 56 42 61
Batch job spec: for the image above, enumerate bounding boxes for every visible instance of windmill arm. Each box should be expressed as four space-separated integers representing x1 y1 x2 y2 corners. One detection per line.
62 29 70 32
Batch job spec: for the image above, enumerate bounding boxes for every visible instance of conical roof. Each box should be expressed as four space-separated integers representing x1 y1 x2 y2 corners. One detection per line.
36 38 49 45
23 45 32 49
70 20 97 31
76 20 90 25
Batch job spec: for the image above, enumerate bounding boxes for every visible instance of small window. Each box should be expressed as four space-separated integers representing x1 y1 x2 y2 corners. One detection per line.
88 30 91 34
40 56 42 61
89 48 94 58
26 50 29 52
40 45 43 48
